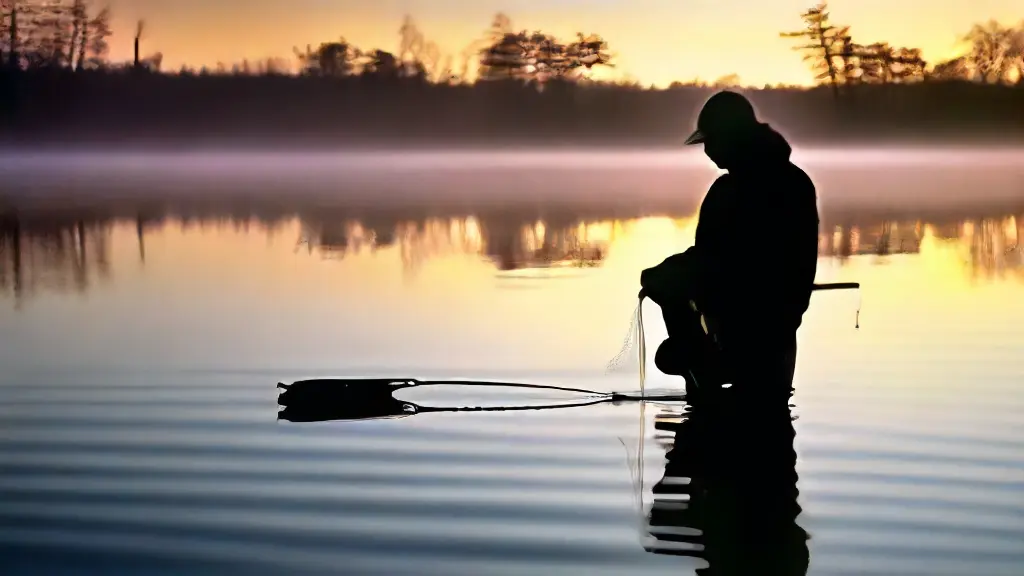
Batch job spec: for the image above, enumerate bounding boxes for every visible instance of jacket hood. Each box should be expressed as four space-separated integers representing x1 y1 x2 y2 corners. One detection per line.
729 122 793 171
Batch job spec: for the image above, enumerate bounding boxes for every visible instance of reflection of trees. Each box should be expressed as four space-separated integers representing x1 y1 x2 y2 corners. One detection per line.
297 213 608 274
955 214 1023 280
819 220 923 261
296 220 381 258
398 218 484 272
819 214 1024 277
3 202 1023 302
295 217 483 270
295 209 1021 279
0 216 113 302
1 207 293 303
478 216 606 271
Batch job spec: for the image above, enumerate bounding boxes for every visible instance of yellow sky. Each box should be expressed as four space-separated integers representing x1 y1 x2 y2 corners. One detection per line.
103 1 1023 87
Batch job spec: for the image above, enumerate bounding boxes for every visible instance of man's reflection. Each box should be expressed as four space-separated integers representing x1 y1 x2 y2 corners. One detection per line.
643 392 808 575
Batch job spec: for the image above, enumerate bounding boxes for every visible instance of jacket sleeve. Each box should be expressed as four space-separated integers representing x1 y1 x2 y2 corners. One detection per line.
639 248 699 307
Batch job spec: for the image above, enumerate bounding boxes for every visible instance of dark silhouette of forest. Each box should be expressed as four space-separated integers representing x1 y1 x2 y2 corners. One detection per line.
1 1 1023 147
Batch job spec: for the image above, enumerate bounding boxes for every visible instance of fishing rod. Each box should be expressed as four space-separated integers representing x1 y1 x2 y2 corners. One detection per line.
638 282 861 301
811 282 860 291
277 378 687 423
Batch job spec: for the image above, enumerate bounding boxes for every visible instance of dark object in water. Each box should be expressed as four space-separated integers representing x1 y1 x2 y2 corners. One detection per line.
277 379 419 422
277 378 686 423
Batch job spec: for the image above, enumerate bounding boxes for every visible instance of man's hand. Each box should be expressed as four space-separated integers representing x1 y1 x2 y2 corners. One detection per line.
640 248 698 307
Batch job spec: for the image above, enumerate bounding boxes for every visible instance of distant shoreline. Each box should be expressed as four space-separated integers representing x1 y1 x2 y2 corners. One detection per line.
5 73 1024 152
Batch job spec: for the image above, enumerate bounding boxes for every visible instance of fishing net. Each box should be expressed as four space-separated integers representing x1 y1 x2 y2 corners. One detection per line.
605 295 648 393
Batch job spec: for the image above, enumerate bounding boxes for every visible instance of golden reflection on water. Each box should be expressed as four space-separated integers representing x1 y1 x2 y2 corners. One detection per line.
2 209 1023 380
1 210 1022 305
819 215 1023 280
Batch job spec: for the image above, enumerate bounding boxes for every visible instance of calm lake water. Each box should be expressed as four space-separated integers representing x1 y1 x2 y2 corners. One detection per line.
1 149 1023 575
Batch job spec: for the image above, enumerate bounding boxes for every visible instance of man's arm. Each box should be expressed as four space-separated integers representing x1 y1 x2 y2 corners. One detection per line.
639 248 699 306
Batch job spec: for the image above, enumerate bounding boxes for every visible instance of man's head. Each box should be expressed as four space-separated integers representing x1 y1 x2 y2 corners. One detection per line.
685 91 760 169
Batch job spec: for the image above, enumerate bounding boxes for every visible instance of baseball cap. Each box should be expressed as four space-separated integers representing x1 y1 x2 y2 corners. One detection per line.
684 90 759 145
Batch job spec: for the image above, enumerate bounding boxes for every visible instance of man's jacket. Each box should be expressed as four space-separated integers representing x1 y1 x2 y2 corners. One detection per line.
642 123 819 357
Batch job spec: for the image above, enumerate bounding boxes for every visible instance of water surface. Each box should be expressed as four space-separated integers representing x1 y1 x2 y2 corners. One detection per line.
1 150 1023 575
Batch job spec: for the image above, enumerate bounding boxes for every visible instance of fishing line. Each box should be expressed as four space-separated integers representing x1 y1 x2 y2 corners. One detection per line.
384 378 674 402
280 283 860 535
276 377 688 424
605 294 648 394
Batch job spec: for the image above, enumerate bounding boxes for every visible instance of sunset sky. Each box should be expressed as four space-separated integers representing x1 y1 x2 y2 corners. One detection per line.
104 0 1023 87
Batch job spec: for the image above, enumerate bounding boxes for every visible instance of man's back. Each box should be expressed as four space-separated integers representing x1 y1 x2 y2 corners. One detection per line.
645 91 819 393
692 123 819 348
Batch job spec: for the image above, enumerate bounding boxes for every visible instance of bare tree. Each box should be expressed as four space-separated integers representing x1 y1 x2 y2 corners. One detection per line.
294 38 359 77
852 42 926 84
824 25 927 87
928 20 1024 84
1 0 23 69
564 33 613 77
529 31 567 82
447 13 513 83
5 0 79 70
133 18 143 69
1010 23 1024 83
398 15 444 80
259 56 291 75
33 7 69 68
889 46 927 82
67 0 85 69
1 0 109 71
478 30 531 81
930 56 970 80
359 48 400 79
781 2 845 97
139 50 161 71
712 73 742 88
474 14 613 86
0 0 41 69
85 4 109 67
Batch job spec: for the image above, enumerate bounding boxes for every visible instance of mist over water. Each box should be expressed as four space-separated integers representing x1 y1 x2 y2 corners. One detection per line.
2 148 1022 222
1 149 1023 575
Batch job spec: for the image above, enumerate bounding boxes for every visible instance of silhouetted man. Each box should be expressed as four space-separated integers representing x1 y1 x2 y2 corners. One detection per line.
641 91 819 401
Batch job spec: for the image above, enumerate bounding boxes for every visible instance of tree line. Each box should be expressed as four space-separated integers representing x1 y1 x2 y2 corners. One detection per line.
1 1 1022 146
782 1 1024 96
1 6 610 83
287 14 612 86
1 0 114 70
